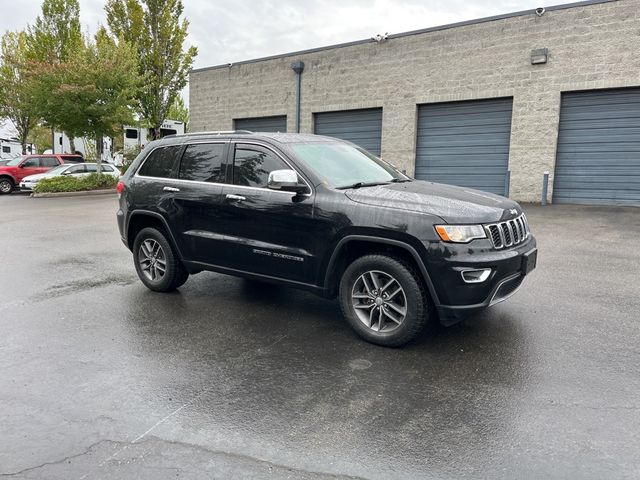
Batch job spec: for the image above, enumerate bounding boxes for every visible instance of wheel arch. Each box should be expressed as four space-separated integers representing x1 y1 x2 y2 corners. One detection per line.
323 235 440 306
126 210 184 260
0 174 16 185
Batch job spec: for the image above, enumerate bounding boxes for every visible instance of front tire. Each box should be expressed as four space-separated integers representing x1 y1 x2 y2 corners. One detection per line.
133 227 189 292
0 178 14 195
339 254 429 347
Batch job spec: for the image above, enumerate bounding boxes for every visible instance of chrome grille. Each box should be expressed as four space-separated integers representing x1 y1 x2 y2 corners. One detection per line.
485 214 530 249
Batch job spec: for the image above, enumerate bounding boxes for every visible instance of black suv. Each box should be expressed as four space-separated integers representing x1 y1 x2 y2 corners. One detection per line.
117 132 537 346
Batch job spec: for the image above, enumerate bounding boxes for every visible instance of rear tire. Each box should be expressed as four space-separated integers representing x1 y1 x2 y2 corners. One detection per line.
133 227 189 292
0 178 14 194
339 254 429 347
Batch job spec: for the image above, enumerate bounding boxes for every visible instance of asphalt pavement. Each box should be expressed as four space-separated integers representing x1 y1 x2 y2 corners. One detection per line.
1 193 639 479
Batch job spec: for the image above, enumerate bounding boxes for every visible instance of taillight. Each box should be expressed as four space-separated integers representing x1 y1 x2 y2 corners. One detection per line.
116 181 125 197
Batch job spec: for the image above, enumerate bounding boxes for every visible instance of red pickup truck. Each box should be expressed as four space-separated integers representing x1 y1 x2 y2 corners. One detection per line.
0 154 83 194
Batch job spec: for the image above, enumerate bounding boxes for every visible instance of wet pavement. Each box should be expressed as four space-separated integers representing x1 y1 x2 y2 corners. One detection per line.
1 194 639 479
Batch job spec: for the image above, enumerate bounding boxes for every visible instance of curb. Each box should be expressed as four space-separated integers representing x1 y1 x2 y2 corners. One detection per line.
31 189 117 198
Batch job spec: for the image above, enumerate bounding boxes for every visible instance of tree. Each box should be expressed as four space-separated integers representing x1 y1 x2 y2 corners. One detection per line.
27 0 82 62
105 0 197 139
167 95 189 131
27 124 53 153
0 31 38 154
30 29 142 173
27 0 83 152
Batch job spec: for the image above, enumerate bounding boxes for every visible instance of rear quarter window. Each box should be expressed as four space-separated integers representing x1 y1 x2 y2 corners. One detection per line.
137 146 181 178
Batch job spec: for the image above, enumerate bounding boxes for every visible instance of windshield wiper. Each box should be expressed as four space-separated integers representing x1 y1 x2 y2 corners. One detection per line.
389 178 412 183
335 181 392 190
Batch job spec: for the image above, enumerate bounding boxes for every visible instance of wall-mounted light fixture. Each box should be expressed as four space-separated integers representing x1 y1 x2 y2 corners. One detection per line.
531 48 548 65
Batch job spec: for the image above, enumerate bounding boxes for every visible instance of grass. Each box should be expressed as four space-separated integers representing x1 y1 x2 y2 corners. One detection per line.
32 173 119 194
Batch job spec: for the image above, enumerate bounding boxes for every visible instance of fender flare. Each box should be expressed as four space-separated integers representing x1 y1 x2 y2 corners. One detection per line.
126 210 185 260
323 235 440 306
0 174 16 185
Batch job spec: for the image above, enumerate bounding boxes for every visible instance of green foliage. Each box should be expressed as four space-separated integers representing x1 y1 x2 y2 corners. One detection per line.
26 124 53 152
167 95 189 131
29 28 142 144
26 0 82 62
0 31 38 154
105 0 197 139
33 173 119 193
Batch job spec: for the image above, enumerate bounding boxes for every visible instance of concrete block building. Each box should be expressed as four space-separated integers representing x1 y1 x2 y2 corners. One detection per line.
190 0 640 205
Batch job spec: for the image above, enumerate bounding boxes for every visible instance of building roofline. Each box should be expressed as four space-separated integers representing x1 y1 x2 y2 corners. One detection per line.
190 0 614 74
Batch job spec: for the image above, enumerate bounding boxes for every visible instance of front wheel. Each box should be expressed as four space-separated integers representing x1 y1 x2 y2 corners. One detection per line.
0 178 14 194
133 227 189 292
339 254 430 347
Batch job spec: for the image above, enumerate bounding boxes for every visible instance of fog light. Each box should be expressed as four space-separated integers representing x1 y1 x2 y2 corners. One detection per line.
461 268 491 284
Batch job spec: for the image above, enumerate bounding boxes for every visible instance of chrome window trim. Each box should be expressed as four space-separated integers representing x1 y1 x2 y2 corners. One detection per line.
134 140 314 197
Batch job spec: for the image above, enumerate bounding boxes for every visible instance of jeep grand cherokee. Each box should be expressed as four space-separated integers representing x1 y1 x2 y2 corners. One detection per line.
117 132 537 346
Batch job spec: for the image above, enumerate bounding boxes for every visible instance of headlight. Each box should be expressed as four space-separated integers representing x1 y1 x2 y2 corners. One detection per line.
435 224 486 243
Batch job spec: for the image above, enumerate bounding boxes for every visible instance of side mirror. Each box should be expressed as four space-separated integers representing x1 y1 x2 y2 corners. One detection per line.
268 169 308 194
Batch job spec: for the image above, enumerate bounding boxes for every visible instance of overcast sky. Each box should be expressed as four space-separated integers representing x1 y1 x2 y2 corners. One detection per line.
3 0 549 68
1 0 547 137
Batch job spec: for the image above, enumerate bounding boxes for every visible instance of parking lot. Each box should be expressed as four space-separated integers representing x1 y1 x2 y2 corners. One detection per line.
1 194 639 479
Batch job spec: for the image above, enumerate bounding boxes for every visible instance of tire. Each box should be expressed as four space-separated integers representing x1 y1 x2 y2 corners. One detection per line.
0 178 14 195
133 227 189 292
339 254 429 347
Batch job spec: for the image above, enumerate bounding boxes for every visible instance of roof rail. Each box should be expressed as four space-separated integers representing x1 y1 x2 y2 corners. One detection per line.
164 130 253 138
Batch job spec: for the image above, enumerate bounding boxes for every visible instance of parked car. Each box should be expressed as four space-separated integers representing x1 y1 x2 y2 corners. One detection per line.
19 163 121 191
0 154 86 194
116 132 537 347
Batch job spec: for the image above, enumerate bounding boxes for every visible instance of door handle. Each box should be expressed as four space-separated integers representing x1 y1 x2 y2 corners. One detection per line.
163 186 180 192
225 194 246 201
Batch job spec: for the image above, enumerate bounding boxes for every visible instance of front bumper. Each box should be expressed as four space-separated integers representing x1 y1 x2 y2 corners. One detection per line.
19 182 35 191
423 236 538 325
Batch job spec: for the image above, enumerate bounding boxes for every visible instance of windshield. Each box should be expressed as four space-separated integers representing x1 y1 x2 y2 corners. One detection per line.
290 142 409 188
6 156 24 166
46 164 70 175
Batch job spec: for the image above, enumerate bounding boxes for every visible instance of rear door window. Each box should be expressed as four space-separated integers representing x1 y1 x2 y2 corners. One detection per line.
61 155 82 163
137 146 181 178
41 157 59 167
179 143 226 183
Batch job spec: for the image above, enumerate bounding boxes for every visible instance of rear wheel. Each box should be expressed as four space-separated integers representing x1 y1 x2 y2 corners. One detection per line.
133 227 189 292
339 254 429 347
0 178 14 194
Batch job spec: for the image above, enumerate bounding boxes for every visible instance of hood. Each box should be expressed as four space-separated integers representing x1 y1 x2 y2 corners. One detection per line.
344 180 521 224
22 173 48 182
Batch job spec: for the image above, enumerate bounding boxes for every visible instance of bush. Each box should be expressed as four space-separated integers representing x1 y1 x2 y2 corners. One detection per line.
33 173 119 194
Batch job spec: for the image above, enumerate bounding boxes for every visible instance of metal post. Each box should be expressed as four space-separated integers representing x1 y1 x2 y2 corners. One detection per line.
504 170 511 197
541 171 549 206
291 61 305 133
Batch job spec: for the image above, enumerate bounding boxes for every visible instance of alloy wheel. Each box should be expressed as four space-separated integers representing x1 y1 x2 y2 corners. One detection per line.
351 270 407 333
0 180 12 193
138 238 167 281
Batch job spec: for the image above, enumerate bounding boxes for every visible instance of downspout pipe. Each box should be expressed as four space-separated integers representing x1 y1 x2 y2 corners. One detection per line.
291 61 305 133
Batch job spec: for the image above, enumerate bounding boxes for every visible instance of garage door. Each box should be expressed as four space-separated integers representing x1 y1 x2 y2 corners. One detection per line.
415 98 513 196
554 88 640 205
314 108 383 156
234 115 287 132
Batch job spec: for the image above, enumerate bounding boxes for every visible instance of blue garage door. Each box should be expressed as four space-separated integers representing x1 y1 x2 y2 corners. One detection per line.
314 108 383 156
554 88 640 205
415 98 513 196
234 115 287 132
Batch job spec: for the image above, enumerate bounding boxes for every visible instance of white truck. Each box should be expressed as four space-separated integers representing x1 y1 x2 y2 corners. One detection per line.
0 138 36 159
52 132 113 162
123 120 185 151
